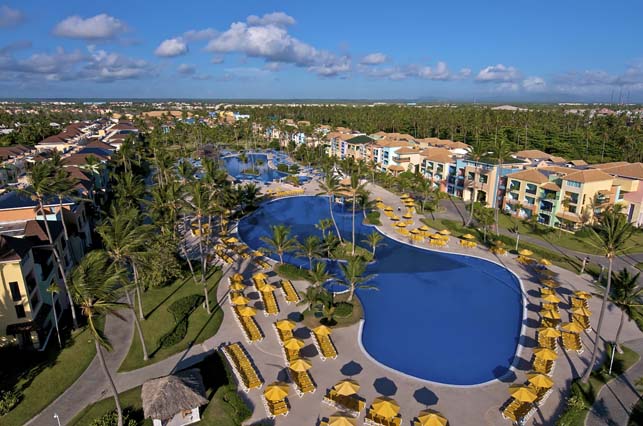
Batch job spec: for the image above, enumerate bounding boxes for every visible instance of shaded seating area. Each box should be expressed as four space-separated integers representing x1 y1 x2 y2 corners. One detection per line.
459 233 477 248
537 327 560 351
322 379 365 417
501 398 533 424
262 382 290 418
233 305 264 343
289 358 316 396
258 284 280 316
221 342 263 392
531 347 557 375
273 319 296 342
280 279 301 304
320 413 357 426
413 409 448 426
365 396 402 426
281 337 304 364
561 331 583 353
311 325 338 360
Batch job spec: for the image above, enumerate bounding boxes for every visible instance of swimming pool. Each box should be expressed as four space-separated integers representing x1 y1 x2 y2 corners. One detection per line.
222 153 289 182
238 196 524 385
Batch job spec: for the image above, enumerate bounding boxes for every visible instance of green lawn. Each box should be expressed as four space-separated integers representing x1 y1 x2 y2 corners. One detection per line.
635 262 643 271
118 269 224 372
1 327 96 425
69 386 150 426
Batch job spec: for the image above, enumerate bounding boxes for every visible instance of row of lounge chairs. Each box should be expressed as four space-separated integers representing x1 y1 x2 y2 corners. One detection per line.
232 306 264 343
322 389 365 417
280 279 301 304
259 289 280 315
429 238 447 247
502 398 535 423
221 342 263 392
215 248 234 264
532 357 554 375
273 323 294 342
365 409 402 426
311 330 338 361
262 395 289 418
562 331 583 353
289 369 316 396
267 188 305 198
459 240 477 248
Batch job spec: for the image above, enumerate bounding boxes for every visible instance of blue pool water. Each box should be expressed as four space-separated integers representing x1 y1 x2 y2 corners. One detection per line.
238 196 524 385
222 153 289 182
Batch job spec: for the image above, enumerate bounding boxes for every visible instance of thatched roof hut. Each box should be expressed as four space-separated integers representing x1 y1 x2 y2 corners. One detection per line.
142 369 208 421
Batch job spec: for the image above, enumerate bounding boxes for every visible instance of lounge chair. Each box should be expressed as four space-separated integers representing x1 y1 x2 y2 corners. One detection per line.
561 332 583 353
322 389 365 416
280 279 301 304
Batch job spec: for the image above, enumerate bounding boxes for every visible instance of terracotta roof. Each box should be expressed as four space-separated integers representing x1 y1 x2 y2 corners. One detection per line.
564 169 613 183
0 235 33 262
506 169 550 184
375 138 412 148
550 156 567 163
556 211 582 223
85 140 115 151
23 220 64 243
417 138 470 150
62 153 108 166
568 160 588 166
597 162 643 180
513 149 551 160
419 147 453 164
395 147 420 155
588 161 629 170
541 182 561 192
539 165 574 175
388 164 405 172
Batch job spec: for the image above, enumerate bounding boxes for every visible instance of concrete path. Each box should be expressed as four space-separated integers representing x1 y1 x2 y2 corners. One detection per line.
586 338 643 426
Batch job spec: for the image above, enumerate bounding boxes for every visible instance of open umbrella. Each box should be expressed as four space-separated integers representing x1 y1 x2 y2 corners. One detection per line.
390 215 400 221
403 214 413 219
561 322 584 333
327 414 357 426
534 347 558 361
229 282 246 292
539 327 561 338
572 307 592 317
253 250 264 257
275 319 296 331
283 338 305 350
375 197 382 202
540 309 561 320
264 382 289 401
289 358 313 372
419 225 430 231
231 294 250 305
539 258 552 266
231 273 244 282
416 410 448 426
527 373 554 389
225 237 239 244
260 283 277 292
333 379 360 396
384 206 394 212
461 234 476 240
371 396 400 418
540 279 560 289
410 228 421 234
237 306 257 317
542 294 561 304
574 291 592 300
438 229 451 235
395 222 407 228
509 385 538 403
401 193 410 198
253 272 267 280
518 249 533 256
313 325 332 336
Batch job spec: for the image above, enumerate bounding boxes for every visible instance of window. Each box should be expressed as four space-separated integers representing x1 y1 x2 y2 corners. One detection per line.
509 180 521 191
567 180 581 188
479 175 488 184
9 281 21 301
15 304 26 318
526 184 537 195
525 196 535 205
30 291 40 310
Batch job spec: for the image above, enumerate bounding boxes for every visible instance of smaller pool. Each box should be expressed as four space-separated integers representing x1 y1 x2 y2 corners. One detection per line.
222 153 289 182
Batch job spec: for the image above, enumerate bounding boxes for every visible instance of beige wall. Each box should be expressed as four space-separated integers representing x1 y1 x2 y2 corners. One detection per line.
0 256 38 341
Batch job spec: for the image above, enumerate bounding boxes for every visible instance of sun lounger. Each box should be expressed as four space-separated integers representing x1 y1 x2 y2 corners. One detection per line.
273 323 294 342
365 408 402 426
322 389 365 416
537 334 557 351
280 279 300 304
259 290 280 315
311 331 338 360
561 331 583 353
571 297 589 310
532 358 554 375
290 369 316 396
231 306 264 343
572 314 591 330
262 395 289 418
220 343 264 392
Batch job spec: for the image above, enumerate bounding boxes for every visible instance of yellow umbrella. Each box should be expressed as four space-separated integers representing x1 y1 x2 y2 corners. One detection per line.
390 215 400 221
375 197 382 202
542 294 561 304
289 358 313 372
539 327 561 338
416 410 448 426
229 282 245 291
313 325 333 336
429 234 441 239
527 373 554 389
541 279 560 288
401 193 410 198
237 306 257 317
260 283 277 292
333 379 360 396
561 322 584 333
438 229 451 235
225 237 239 244
384 206 394 212
263 382 289 401
539 258 552 266
419 225 430 231
231 294 250 305
275 319 296 331
395 222 407 228
371 397 400 418
461 234 476 240
534 347 558 361
402 213 413 219
573 307 592 317
540 309 561 320
328 414 357 426
253 272 267 280
574 291 592 300
410 228 421 234
283 338 305 350
518 249 533 256
253 250 264 257
509 385 538 403
231 273 244 282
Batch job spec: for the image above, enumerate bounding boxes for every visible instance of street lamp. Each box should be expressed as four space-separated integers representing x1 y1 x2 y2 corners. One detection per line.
53 413 61 426
515 230 520 252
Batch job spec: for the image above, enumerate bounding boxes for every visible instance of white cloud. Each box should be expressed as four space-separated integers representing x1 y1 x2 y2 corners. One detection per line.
359 61 468 81
177 63 196 75
360 53 388 65
0 5 24 28
53 14 127 40
183 28 218 42
246 12 295 27
522 76 546 92
475 64 521 83
211 55 224 64
155 37 188 57
81 47 153 81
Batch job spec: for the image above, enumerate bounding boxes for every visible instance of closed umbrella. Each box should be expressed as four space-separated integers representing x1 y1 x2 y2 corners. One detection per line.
416 410 448 426
333 379 360 396
264 382 289 401
371 397 400 418
289 358 312 372
527 373 554 389
275 319 296 331
237 306 257 317
509 385 538 403
328 414 357 426
534 347 558 361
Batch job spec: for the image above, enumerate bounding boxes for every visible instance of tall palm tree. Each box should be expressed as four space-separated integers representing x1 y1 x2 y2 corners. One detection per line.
24 162 78 329
340 257 376 302
113 172 145 210
46 283 62 348
346 173 367 255
317 173 343 242
70 251 128 426
582 211 635 382
297 235 323 269
261 225 298 265
465 141 486 227
362 231 384 258
306 261 333 288
315 218 333 239
493 132 510 233
185 181 212 314
609 268 642 353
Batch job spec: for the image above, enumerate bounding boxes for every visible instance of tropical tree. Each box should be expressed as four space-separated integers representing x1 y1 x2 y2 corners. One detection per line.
261 225 298 264
609 268 642 353
113 172 145 210
465 142 486 226
346 173 367 255
185 181 212 314
322 232 340 259
306 261 333 288
297 235 323 269
475 205 496 242
46 283 62 348
339 257 376 302
317 173 343 241
297 286 323 312
363 231 384 258
70 251 128 426
582 211 635 383
315 218 333 239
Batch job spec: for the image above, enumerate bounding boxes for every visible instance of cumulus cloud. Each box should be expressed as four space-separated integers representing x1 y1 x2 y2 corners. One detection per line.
246 12 295 27
0 40 32 54
183 28 218 42
0 5 24 28
360 53 388 65
522 76 546 92
53 14 127 40
475 64 521 83
359 61 469 81
154 37 188 57
177 63 196 75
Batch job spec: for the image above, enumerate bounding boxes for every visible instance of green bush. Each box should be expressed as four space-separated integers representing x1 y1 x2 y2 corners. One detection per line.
365 211 381 225
289 164 300 173
284 175 300 186
0 389 20 415
90 409 138 426
158 294 204 349
274 263 310 281
276 163 289 173
334 302 353 318
220 386 252 420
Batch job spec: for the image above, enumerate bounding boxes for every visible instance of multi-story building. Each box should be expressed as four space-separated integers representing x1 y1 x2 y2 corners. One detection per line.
503 168 564 226
419 148 457 193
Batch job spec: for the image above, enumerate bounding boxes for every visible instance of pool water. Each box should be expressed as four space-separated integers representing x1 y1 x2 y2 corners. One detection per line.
222 153 289 182
238 196 524 385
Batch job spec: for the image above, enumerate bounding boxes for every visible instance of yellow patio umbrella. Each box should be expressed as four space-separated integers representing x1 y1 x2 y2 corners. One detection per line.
416 410 448 426
225 237 239 244
253 250 264 257
289 358 313 372
312 324 333 336
231 273 244 282
540 309 561 320
542 294 561 304
533 347 558 361
419 225 430 231
561 322 584 333
573 307 592 317
410 228 421 234
229 282 246 292
333 379 360 396
390 215 400 221
384 206 394 212
461 233 476 240
527 373 554 389
260 283 277 292
539 258 552 266
541 279 560 289
509 385 538 403
375 197 383 202
438 229 451 235
327 414 357 426
395 222 407 228
237 306 257 317
518 249 533 256
574 291 592 300
371 396 400 418
253 272 267 280
283 338 306 350
275 319 297 331
402 213 413 219
231 294 250 305
401 193 410 198
539 327 561 338
429 234 441 239
263 382 289 401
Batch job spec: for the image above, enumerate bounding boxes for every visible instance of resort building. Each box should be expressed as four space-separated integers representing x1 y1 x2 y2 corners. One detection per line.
503 168 565 226
454 157 527 208
419 148 458 192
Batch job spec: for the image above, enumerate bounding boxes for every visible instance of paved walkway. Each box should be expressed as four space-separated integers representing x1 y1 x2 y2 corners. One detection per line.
586 338 643 426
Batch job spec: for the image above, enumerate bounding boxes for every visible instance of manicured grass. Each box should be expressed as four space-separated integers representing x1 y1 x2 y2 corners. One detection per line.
69 386 150 426
331 242 374 262
274 263 310 281
118 269 224 372
0 327 96 426
556 344 639 426
302 292 364 329
635 262 643 271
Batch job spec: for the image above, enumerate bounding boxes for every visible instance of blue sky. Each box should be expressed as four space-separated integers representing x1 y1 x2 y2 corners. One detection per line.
0 0 641 101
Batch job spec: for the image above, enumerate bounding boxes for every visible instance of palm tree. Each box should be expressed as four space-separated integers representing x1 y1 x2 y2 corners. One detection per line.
261 225 298 265
317 173 343 241
363 231 384 258
24 162 78 329
306 261 333 288
70 251 128 426
581 211 635 383
609 268 642 353
492 132 510 233
113 172 145 210
346 173 367 255
465 141 486 227
340 257 376 302
297 235 323 269
297 286 323 312
185 181 212 314
46 283 62 348
315 218 333 239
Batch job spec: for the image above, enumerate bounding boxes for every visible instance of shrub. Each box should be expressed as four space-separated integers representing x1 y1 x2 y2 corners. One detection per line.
334 302 353 318
90 409 138 426
220 386 252 420
574 227 593 238
365 211 381 225
274 263 310 281
158 294 204 349
0 389 20 416
284 175 300 186
289 164 300 173
276 163 289 173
